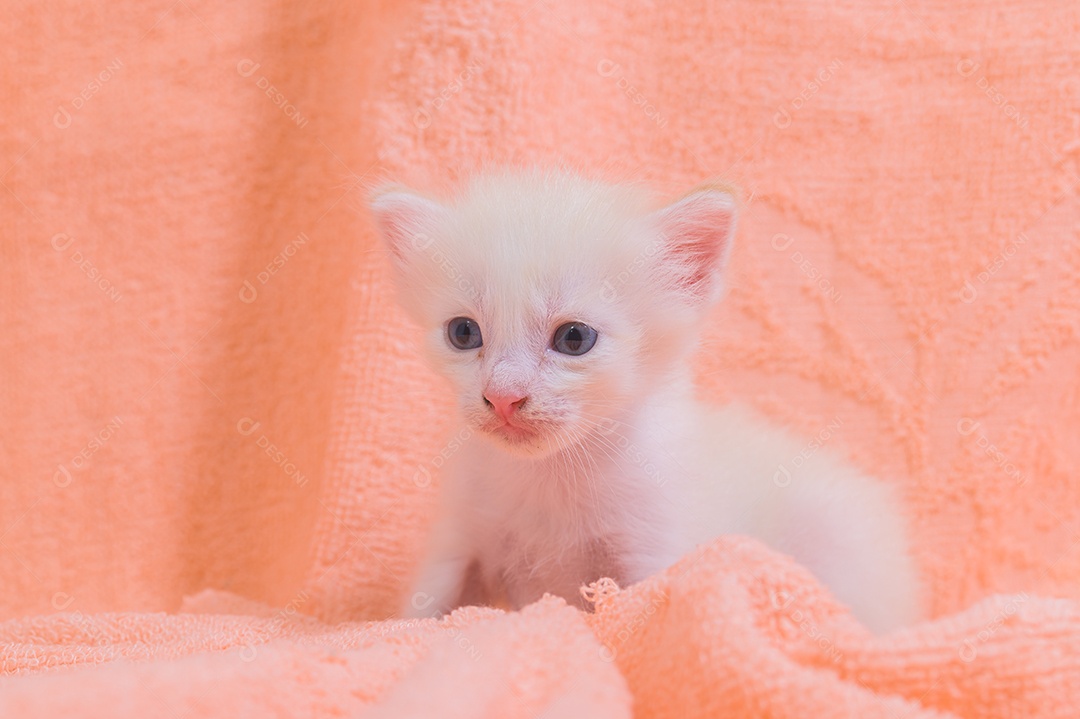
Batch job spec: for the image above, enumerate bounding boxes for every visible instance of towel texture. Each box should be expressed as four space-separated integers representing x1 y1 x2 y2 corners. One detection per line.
2 0 1080 715
0 589 631 716
2 539 1079 717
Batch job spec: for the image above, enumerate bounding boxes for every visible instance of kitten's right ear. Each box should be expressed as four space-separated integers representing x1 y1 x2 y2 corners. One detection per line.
647 186 738 307
369 187 449 263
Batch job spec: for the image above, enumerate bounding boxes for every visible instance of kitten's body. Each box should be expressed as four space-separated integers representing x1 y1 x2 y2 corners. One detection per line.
372 170 918 633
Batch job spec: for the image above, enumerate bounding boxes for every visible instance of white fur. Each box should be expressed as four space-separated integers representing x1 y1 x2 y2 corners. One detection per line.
371 169 919 633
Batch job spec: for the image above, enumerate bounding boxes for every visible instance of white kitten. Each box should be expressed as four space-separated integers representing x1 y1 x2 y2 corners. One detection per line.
371 169 919 633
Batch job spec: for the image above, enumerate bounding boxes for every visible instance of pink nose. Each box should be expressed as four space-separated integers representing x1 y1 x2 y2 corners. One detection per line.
484 392 527 421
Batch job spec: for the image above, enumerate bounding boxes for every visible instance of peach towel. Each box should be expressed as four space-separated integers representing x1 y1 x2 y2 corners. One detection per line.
3 539 1078 717
3 0 1080 716
0 591 629 717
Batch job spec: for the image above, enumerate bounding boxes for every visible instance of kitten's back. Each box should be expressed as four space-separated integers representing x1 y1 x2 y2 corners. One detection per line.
685 404 919 632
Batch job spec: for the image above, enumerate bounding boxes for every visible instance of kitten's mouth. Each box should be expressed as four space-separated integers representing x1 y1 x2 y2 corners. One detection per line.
478 417 541 446
490 421 536 442
472 412 560 454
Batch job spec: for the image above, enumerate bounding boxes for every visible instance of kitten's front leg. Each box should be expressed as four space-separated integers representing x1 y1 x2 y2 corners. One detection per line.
401 514 490 618
608 506 695 591
402 555 472 618
570 530 682 605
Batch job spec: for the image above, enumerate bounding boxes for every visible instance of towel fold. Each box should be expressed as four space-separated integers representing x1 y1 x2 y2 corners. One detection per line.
3 539 1078 718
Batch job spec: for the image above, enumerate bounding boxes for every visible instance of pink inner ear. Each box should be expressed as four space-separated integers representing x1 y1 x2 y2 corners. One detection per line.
655 190 737 303
369 189 446 263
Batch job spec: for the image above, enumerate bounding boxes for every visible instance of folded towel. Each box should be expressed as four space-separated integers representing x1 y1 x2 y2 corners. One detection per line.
0 590 631 717
589 538 1080 718
3 539 1077 717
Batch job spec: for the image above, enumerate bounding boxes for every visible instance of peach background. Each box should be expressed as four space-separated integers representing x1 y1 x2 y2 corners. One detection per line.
2 0 1080 629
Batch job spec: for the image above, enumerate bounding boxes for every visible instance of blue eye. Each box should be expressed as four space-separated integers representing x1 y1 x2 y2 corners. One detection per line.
552 322 597 355
447 317 483 350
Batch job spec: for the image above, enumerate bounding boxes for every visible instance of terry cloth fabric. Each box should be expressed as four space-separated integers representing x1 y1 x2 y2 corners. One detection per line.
2 1 1080 716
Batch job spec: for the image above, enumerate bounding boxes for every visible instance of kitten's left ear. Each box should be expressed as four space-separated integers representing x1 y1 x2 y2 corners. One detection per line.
648 187 738 306
369 187 449 265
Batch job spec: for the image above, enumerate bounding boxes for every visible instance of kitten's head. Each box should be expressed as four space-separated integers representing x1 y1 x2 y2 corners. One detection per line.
371 170 736 458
